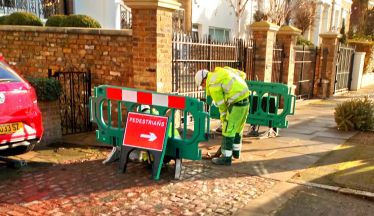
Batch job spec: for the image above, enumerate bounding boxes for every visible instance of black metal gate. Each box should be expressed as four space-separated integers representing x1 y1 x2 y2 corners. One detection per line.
0 0 64 19
271 43 285 83
294 45 319 99
49 68 92 135
172 33 255 124
334 43 355 94
172 33 255 96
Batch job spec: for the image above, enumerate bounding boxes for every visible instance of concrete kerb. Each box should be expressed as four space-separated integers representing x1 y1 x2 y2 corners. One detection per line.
233 182 303 216
288 179 374 199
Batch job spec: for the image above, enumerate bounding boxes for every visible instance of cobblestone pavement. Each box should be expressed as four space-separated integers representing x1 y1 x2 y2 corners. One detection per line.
0 156 277 216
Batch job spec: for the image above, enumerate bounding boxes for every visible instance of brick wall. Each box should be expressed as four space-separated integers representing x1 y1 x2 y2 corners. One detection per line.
131 9 173 93
0 26 133 89
38 100 62 146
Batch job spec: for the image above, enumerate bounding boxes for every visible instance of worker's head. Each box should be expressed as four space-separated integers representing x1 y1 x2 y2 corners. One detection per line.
165 109 172 117
195 69 209 88
140 105 150 112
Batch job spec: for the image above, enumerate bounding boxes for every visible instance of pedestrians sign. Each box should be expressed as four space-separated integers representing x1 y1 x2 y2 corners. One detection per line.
123 112 169 151
120 111 170 180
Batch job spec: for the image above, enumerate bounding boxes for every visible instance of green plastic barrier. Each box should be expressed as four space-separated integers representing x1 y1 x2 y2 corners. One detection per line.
90 85 213 161
207 81 296 128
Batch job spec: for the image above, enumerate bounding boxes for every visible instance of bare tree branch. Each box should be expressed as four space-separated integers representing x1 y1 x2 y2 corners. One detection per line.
228 0 238 16
239 0 250 17
263 0 313 26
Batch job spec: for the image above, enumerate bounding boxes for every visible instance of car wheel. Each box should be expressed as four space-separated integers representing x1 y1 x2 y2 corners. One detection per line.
0 144 35 156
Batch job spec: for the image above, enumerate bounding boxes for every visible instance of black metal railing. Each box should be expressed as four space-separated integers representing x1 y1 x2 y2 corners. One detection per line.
49 67 92 135
120 4 131 29
0 0 62 19
294 45 319 99
271 43 285 83
334 43 355 93
172 32 255 124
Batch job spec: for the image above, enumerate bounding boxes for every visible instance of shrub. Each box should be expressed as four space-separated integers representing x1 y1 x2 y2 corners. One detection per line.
350 34 374 42
45 15 66 27
348 40 374 74
59 15 101 28
4 12 43 26
334 97 374 131
339 20 347 44
297 36 313 46
25 77 62 101
0 15 8 25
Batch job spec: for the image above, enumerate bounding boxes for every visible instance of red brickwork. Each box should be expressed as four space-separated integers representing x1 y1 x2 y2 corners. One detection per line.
0 26 133 89
252 31 276 82
132 9 173 93
38 100 62 146
277 34 298 87
313 35 339 98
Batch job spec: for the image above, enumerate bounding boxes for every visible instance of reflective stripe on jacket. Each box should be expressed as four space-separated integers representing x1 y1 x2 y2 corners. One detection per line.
206 67 249 121
143 109 181 138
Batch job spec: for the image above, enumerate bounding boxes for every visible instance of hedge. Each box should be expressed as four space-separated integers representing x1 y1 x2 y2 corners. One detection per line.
4 12 43 26
348 40 374 74
25 77 62 101
297 36 314 46
45 15 66 27
59 15 101 28
0 15 8 25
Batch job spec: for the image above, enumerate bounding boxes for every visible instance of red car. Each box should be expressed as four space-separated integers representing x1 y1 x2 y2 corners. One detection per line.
0 57 43 156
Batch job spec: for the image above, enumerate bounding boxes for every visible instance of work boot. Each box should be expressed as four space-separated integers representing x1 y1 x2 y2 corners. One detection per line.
233 133 242 159
212 136 233 165
212 156 232 166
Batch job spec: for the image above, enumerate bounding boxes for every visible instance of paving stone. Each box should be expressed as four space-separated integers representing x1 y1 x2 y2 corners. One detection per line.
0 157 277 216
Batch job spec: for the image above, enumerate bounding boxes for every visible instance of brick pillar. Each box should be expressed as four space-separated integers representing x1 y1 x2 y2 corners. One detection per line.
314 31 341 98
124 0 181 93
277 26 301 87
248 21 280 82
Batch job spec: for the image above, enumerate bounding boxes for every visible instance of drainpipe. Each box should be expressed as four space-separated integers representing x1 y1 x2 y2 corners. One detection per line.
330 0 336 31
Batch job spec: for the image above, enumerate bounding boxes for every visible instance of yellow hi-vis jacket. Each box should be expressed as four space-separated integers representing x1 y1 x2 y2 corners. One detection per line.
206 66 249 122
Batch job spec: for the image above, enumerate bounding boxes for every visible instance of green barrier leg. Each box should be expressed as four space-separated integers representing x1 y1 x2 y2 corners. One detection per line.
258 127 278 139
247 125 260 137
103 146 120 165
175 158 182 179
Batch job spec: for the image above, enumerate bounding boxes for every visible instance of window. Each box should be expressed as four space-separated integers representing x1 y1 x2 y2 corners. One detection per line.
209 27 230 43
192 24 199 32
0 61 23 83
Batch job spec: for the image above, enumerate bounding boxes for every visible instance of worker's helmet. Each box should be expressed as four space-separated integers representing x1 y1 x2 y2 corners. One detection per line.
195 69 209 87
140 105 150 112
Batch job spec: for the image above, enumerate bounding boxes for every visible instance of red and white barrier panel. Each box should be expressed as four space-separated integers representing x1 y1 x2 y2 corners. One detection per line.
106 87 186 110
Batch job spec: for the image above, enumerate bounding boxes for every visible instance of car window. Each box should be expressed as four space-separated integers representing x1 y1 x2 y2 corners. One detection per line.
0 61 23 83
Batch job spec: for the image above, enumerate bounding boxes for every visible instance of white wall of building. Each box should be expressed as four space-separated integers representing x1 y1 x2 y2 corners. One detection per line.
74 0 124 30
192 0 257 40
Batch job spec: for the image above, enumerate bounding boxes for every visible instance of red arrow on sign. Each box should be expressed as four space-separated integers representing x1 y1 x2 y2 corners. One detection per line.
123 112 169 151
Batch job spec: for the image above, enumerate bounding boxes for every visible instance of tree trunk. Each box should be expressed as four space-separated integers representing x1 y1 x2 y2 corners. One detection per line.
236 17 240 39
235 0 240 39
